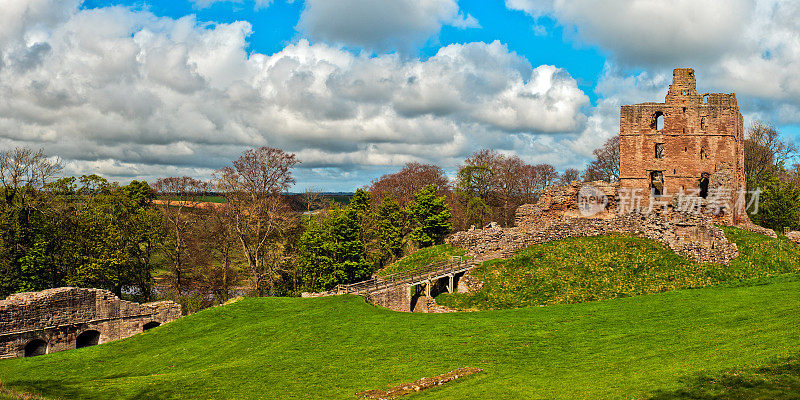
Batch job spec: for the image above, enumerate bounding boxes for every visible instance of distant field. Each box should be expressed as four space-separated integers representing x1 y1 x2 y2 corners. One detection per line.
437 226 800 310
156 195 227 203
0 275 799 399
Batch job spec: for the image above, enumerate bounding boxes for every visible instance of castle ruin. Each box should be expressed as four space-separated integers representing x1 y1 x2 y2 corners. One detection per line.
0 287 181 359
447 68 774 266
619 68 747 225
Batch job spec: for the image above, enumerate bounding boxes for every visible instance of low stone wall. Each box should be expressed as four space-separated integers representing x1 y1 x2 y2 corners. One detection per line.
0 287 181 359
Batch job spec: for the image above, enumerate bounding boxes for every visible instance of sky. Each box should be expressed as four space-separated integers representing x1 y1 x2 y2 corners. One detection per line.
1 0 799 191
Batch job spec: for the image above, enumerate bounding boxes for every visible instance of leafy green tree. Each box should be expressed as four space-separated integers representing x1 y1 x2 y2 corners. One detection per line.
750 170 800 232
298 203 373 292
409 185 452 248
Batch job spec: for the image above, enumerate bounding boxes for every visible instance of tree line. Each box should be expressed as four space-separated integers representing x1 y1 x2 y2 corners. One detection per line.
1 121 796 311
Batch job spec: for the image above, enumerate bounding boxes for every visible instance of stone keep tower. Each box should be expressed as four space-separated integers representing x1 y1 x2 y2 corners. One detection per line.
619 68 746 225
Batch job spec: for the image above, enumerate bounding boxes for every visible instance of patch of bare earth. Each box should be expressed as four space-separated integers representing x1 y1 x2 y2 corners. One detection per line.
356 367 483 399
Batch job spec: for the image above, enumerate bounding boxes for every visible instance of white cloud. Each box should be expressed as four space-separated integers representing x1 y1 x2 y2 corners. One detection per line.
190 0 273 10
508 0 800 129
507 0 753 65
298 0 479 52
0 1 588 189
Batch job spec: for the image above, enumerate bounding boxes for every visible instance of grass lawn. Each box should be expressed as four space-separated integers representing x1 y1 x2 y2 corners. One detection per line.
377 244 468 277
1 275 799 399
437 226 800 310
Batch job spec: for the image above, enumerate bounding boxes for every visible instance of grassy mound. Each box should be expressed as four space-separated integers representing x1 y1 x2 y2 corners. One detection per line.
437 227 800 311
0 277 799 399
377 244 467 277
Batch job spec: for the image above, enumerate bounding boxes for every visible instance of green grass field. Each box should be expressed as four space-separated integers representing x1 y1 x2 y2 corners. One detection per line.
377 244 468 277
1 274 799 399
437 227 800 310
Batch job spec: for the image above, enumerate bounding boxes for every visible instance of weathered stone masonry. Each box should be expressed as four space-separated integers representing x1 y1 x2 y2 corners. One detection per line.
620 68 747 225
0 287 181 359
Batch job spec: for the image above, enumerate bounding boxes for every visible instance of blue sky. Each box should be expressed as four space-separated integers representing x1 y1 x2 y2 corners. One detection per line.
2 0 799 191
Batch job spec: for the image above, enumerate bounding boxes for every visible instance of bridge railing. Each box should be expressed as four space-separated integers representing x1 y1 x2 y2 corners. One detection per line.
336 257 472 295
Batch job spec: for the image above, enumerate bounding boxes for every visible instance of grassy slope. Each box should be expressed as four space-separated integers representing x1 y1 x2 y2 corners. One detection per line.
1 277 800 399
437 226 800 310
377 244 467 277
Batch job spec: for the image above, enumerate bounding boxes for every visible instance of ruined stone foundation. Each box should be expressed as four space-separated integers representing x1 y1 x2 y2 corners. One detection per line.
0 287 181 359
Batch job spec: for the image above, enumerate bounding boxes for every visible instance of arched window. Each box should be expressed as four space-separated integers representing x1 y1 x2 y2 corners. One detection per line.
24 339 47 357
700 117 707 130
651 112 665 131
143 321 161 331
76 330 101 349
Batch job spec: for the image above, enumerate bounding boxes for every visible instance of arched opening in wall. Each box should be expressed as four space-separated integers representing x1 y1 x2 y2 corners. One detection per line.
699 173 710 198
651 112 665 131
24 339 47 357
76 330 101 349
701 117 707 130
143 321 160 331
700 148 708 160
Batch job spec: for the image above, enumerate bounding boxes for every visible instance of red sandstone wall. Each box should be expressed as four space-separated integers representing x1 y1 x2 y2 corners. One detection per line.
619 68 746 225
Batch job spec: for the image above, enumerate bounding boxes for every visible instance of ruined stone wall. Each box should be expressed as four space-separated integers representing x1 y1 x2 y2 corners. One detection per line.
0 287 181 359
619 68 747 225
449 181 741 265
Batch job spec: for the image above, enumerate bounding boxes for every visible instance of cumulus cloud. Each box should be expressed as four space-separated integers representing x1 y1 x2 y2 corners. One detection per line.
507 0 753 65
508 0 800 134
298 0 480 52
0 0 588 189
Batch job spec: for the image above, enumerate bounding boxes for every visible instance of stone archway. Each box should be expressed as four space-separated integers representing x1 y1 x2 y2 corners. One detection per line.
143 321 160 331
24 339 47 357
76 330 101 349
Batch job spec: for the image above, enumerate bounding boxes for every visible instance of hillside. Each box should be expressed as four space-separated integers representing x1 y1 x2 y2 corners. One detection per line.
376 244 468 277
437 226 800 311
1 276 799 399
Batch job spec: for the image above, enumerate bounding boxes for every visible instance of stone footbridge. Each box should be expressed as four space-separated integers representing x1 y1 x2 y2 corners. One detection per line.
335 257 474 312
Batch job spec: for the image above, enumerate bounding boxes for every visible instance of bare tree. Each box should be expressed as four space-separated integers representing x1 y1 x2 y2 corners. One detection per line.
301 186 328 213
152 176 211 291
558 168 580 185
368 162 450 206
215 147 300 295
532 164 558 193
744 121 797 185
0 147 62 204
582 135 620 182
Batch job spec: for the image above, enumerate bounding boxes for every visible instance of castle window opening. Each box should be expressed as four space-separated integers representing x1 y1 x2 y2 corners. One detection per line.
699 174 710 198
700 117 706 130
655 143 665 159
651 111 665 131
650 171 664 196
24 339 47 357
700 148 708 160
76 330 101 349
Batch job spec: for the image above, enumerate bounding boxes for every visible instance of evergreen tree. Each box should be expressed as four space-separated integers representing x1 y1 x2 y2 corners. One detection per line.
374 195 404 268
408 185 452 248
